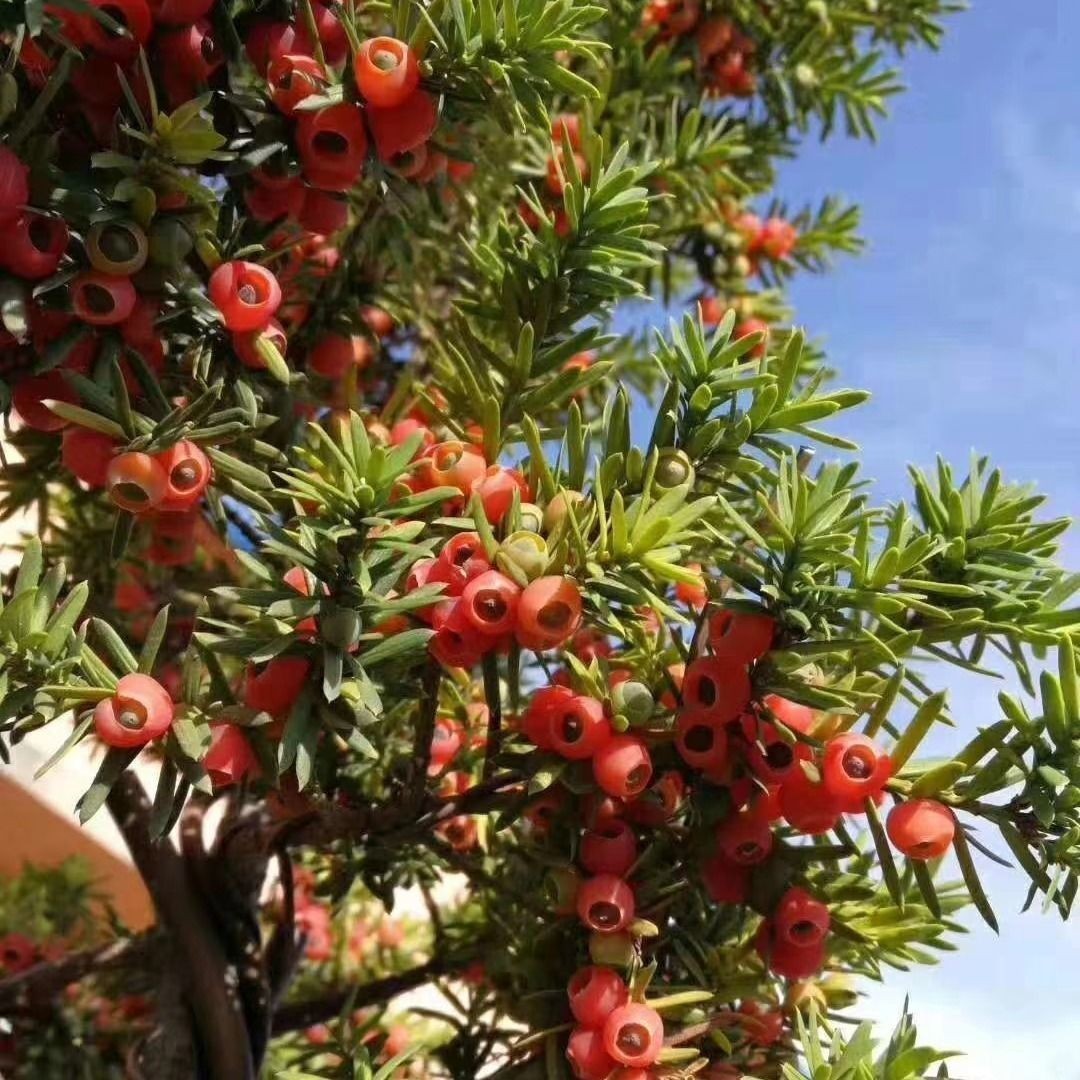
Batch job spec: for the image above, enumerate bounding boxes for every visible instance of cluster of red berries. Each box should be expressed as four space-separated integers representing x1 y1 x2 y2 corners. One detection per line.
408 530 583 667
523 686 654 802
566 966 664 1077
640 2 758 98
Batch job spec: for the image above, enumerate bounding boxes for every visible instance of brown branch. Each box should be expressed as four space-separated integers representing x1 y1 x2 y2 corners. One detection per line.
0 933 159 1014
270 956 456 1035
107 772 256 1080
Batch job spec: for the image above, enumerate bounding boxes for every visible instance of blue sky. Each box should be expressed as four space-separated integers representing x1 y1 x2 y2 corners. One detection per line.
773 4 1079 1075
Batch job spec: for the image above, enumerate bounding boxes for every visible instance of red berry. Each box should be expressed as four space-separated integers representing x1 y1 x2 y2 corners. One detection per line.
773 886 829 947
602 1003 664 1068
675 708 730 772
209 261 282 332
779 769 841 836
580 820 638 877
429 599 486 668
754 921 825 980
886 799 955 860
715 809 773 866
551 113 583 150
94 673 174 748
62 427 117 488
106 451 169 513
268 53 326 116
592 736 653 799
299 189 350 234
154 440 212 511
422 441 487 493
460 570 521 637
735 317 769 358
708 608 775 663
296 103 368 192
681 656 751 721
522 685 576 749
355 37 420 108
367 89 438 161
567 966 629 1028
148 0 214 25
0 147 29 224
11 372 77 433
701 852 749 904
71 272 137 326
576 874 635 934
308 332 372 379
516 575 583 650
233 319 288 370
548 695 612 760
244 657 312 715
821 733 892 810
470 465 526 525
1 214 68 279
566 1026 617 1080
85 0 152 61
204 725 259 788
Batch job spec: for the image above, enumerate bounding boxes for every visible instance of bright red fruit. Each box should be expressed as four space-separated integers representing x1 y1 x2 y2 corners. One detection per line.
62 428 117 488
209 261 282 332
204 725 260 788
592 736 653 799
566 1025 616 1079
675 709 730 772
715 810 773 866
71 272 137 326
0 146 29 224
580 820 638 877
355 37 420 108
681 656 751 722
296 103 369 191
548 695 612 760
708 609 777 656
106 452 169 513
779 769 841 835
567 966 629 1028
94 674 175 748
517 576 583 649
576 874 635 934
886 799 955 860
774 886 829 947
821 733 892 810
602 1003 664 1067
155 440 212 511
367 90 438 160
460 570 521 636
244 657 312 715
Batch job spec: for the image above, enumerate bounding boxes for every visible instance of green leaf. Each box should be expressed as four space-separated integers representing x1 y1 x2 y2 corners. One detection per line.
77 747 140 824
952 827 999 932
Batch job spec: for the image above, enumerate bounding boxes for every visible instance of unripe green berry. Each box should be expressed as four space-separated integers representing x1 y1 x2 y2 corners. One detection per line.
654 449 695 491
497 531 549 581
517 502 545 533
613 680 654 727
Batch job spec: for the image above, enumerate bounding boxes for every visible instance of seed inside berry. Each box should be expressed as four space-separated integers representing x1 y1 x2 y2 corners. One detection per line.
538 600 571 631
587 900 621 929
615 1022 649 1055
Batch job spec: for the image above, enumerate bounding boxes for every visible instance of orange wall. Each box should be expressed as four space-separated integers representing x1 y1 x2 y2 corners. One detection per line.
0 777 154 930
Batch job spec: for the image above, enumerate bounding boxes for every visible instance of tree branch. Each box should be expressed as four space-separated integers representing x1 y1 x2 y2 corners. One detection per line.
270 957 456 1035
107 772 256 1080
0 933 159 1014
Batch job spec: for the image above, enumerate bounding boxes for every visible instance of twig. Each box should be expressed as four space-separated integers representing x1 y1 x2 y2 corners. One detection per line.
270 957 459 1034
